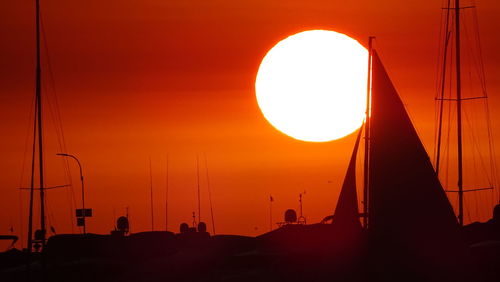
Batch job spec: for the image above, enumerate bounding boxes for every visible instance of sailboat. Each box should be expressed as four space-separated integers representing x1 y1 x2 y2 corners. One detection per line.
362 49 467 281
328 1 500 280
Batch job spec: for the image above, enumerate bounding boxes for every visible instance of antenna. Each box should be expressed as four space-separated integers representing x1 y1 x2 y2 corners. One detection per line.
299 193 303 217
269 195 274 231
192 211 197 227
126 206 130 233
203 154 216 235
196 155 201 224
165 154 169 231
298 191 306 224
149 157 154 231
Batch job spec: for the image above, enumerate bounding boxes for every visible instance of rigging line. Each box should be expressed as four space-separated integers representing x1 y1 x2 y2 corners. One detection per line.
443 89 454 190
443 33 456 189
484 100 499 200
471 4 488 95
40 16 69 154
19 94 37 249
463 107 492 185
27 101 38 255
19 96 37 194
435 0 452 175
203 153 216 235
40 16 76 232
434 0 449 96
460 6 485 100
470 1 499 202
18 186 24 248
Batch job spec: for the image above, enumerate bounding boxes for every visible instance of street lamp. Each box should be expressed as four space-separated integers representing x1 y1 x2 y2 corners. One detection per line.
57 153 87 235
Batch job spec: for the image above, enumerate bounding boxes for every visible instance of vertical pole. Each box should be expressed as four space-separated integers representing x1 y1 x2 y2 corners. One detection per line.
299 193 303 218
79 161 85 235
165 154 169 231
455 0 464 226
269 195 273 231
56 154 86 234
26 96 38 278
35 1 47 280
149 158 154 231
36 0 46 249
436 0 452 177
196 155 201 224
203 154 216 234
363 37 374 228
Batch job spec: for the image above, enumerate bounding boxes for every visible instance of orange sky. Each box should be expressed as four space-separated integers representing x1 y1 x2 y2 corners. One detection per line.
1 0 500 249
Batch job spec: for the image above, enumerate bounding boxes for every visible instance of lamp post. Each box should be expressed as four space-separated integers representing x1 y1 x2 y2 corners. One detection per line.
57 153 86 235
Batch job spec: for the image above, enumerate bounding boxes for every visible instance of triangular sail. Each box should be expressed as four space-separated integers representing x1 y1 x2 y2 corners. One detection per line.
368 50 465 275
332 129 362 230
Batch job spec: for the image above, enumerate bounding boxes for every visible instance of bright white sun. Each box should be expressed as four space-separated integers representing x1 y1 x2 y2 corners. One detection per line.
255 30 368 142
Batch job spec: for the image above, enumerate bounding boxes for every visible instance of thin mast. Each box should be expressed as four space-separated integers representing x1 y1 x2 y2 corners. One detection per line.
35 0 47 279
165 154 169 231
204 154 216 234
196 155 201 224
26 94 38 276
34 0 47 250
269 195 273 231
435 0 452 177
363 36 374 228
455 0 464 226
149 157 154 231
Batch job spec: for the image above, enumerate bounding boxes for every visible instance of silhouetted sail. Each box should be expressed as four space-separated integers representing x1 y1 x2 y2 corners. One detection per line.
332 129 362 230
368 50 465 278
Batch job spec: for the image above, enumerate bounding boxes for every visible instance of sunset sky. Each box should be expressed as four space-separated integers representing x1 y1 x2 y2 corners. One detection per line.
1 0 499 248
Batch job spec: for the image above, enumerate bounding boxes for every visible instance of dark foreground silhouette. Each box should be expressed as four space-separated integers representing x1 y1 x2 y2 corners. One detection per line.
1 207 499 282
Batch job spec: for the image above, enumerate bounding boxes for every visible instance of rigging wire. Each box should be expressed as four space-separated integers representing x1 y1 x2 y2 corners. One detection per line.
436 0 499 223
40 15 77 233
18 95 37 248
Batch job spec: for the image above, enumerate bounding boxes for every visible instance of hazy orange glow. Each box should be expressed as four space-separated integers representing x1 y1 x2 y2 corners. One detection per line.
255 30 368 142
0 1 499 250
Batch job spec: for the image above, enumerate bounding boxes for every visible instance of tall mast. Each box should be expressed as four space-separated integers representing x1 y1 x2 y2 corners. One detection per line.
455 0 464 226
435 0 452 177
363 36 374 228
35 0 47 249
35 1 47 279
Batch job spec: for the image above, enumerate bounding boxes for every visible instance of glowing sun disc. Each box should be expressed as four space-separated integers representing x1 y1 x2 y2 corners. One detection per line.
255 30 368 142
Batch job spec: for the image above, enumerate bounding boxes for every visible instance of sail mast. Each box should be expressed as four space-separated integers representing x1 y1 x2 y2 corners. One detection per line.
363 36 374 228
35 0 47 249
455 0 464 226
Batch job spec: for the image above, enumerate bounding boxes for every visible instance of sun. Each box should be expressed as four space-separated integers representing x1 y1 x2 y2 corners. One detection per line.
255 30 368 142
